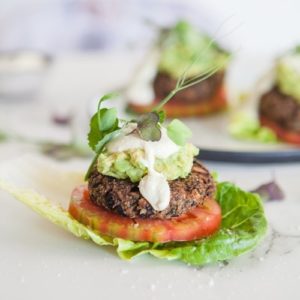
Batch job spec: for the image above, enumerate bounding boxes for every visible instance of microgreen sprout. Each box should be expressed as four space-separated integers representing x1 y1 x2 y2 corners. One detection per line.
85 39 230 179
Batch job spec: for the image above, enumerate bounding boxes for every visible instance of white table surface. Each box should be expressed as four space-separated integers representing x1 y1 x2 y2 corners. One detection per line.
0 52 300 300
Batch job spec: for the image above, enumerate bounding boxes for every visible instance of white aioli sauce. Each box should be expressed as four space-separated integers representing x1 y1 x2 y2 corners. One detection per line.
106 124 179 211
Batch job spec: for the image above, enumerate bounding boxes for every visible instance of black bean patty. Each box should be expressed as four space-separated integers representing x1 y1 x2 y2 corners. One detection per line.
153 71 224 104
259 86 300 133
88 161 216 219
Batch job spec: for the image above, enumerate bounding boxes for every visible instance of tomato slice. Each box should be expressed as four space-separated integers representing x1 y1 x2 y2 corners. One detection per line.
260 116 300 145
69 185 222 243
128 86 227 118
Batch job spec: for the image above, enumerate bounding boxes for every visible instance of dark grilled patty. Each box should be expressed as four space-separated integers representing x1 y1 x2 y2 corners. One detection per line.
88 161 215 220
153 71 224 104
259 86 300 133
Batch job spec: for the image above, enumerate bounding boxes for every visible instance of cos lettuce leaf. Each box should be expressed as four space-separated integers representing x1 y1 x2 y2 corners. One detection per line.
229 113 277 143
0 178 267 266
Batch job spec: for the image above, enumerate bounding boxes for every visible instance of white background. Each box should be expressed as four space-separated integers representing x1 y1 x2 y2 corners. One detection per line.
1 0 300 56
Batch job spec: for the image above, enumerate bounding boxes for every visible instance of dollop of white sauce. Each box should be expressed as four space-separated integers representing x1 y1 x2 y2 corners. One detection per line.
106 124 179 211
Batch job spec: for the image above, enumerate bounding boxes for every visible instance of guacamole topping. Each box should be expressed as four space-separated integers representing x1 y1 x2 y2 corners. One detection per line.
97 142 199 183
158 20 229 79
276 48 300 102
96 119 197 211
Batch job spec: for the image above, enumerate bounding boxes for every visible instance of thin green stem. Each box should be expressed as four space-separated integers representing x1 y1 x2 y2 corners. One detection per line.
181 64 221 85
151 64 223 112
152 89 177 112
178 66 222 90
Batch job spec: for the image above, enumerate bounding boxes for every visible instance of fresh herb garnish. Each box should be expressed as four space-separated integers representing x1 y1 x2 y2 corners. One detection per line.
85 53 228 180
132 63 224 143
85 93 122 179
152 64 222 112
88 92 119 151
137 112 161 141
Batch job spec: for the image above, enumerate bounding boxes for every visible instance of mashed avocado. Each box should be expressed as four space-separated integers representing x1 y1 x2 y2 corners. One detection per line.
276 51 300 102
158 20 229 79
97 143 199 182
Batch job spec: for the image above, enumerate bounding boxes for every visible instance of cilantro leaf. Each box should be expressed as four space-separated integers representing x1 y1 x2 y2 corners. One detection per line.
85 129 122 180
86 93 121 179
167 119 192 146
95 129 121 153
97 92 119 129
87 93 119 151
100 108 118 131
88 113 103 151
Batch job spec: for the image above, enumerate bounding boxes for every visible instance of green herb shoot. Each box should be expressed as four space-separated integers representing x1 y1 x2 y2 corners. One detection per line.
85 93 123 180
85 51 229 180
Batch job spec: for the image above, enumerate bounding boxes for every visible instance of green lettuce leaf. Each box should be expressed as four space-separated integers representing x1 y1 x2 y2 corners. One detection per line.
229 113 277 143
0 180 267 266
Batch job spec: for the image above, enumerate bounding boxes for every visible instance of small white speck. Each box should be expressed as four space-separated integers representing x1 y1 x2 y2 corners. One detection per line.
150 284 156 291
259 257 264 262
208 278 214 287
167 283 172 289
57 273 62 278
17 262 23 268
131 285 136 289
121 269 129 275
20 276 25 284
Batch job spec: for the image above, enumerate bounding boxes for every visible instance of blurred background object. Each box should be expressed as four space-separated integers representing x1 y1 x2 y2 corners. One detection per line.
1 0 300 55
1 0 300 103
1 0 300 161
0 51 51 101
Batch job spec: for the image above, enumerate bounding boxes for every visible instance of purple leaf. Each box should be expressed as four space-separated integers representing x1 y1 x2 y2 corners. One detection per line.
251 181 284 202
137 112 161 142
51 112 73 126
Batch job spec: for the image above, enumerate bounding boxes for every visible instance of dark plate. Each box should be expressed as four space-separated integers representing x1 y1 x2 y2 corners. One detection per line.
197 148 300 163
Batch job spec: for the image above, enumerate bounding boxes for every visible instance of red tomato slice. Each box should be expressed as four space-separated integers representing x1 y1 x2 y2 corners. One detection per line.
69 185 222 243
260 116 300 145
128 86 227 118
